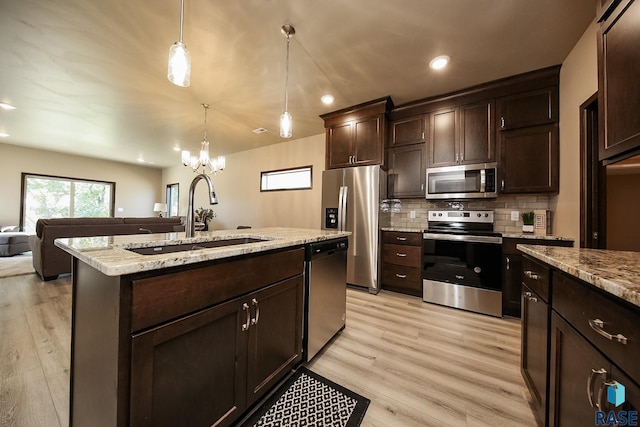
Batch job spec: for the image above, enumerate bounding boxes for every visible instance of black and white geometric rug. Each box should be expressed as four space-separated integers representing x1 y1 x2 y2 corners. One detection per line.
240 367 370 427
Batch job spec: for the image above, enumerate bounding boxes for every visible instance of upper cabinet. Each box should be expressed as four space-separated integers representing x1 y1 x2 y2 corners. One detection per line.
321 97 392 169
428 102 494 168
389 115 427 147
598 0 640 161
497 86 559 194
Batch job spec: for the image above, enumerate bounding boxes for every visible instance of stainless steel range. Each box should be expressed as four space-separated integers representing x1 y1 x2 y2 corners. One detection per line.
423 210 503 317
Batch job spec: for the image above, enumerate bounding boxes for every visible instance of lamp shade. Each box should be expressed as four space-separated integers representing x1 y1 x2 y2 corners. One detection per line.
153 203 167 212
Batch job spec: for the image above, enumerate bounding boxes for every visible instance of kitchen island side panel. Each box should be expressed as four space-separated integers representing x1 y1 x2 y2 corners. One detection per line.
71 259 130 427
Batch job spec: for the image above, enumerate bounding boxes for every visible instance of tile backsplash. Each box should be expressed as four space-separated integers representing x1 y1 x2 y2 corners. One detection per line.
384 195 551 234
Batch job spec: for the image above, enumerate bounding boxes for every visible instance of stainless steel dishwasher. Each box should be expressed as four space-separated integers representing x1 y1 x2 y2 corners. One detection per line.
304 237 348 362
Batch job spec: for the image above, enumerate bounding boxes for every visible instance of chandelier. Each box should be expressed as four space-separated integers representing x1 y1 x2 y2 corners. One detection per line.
182 104 225 174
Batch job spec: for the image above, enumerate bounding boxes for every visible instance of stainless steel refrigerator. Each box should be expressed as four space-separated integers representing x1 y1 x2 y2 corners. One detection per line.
321 165 387 293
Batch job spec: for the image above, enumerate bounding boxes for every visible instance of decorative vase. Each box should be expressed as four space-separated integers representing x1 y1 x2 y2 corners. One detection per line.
523 224 534 233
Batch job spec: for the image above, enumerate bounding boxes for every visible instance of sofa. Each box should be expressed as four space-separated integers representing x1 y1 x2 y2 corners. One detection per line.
29 217 184 280
0 226 31 257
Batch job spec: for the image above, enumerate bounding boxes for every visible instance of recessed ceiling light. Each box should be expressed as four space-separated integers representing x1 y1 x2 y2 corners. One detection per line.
321 95 334 105
137 158 145 162
429 55 450 70
0 102 16 110
173 146 181 151
252 127 268 134
0 132 9 138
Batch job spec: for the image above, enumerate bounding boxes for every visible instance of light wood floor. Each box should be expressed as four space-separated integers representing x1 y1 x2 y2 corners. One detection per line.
0 273 537 426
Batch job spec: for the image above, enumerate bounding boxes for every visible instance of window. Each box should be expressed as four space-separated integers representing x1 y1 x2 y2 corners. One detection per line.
166 183 179 217
260 166 312 192
20 173 115 233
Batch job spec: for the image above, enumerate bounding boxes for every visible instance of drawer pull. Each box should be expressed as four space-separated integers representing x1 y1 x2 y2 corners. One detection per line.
250 298 260 326
588 319 628 345
524 270 538 280
587 368 608 408
396 237 407 241
241 303 250 331
395 274 407 279
396 253 407 257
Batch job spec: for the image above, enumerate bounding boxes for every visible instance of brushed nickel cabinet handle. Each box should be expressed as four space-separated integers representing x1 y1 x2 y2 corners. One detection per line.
587 368 608 408
506 256 510 270
395 274 407 279
524 291 532 298
396 237 407 241
501 179 505 191
396 253 407 257
242 303 250 331
500 117 505 128
251 298 260 325
524 270 538 280
588 318 628 345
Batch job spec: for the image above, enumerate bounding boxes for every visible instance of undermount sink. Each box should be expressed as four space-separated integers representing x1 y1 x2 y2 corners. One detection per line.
127 237 268 255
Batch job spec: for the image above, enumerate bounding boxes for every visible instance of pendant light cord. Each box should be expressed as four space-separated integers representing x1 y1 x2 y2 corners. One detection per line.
179 0 185 43
284 33 290 112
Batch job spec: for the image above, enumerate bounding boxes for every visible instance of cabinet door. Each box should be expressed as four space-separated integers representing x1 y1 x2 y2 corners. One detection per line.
598 0 640 160
460 101 494 164
521 284 549 425
502 253 523 317
388 143 426 198
246 276 303 406
429 108 459 167
549 312 611 427
499 124 559 193
353 116 383 166
390 115 427 147
327 122 354 169
130 297 248 427
497 87 558 130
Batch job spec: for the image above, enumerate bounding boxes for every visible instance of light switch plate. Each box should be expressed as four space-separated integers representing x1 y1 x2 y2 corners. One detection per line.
409 210 416 219
511 211 520 221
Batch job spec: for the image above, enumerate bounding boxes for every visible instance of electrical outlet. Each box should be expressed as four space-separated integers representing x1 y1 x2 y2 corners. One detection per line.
511 211 520 221
409 210 416 219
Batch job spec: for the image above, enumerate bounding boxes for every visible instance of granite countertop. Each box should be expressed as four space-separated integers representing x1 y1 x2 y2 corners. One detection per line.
502 233 574 241
55 227 350 277
517 244 640 309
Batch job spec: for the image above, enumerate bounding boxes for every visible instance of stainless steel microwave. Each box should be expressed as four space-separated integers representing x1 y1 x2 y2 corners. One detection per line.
425 162 498 199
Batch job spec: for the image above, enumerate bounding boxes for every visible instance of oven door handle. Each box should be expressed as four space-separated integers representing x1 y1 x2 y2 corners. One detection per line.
422 232 502 244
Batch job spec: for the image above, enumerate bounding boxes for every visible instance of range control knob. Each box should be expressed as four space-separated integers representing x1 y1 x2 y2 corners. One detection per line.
438 213 443 217
485 213 489 218
477 213 482 217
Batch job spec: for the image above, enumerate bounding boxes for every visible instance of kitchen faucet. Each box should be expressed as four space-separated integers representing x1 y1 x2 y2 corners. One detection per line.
186 173 218 238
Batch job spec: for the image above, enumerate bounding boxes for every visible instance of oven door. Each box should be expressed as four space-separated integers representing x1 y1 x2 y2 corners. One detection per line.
423 233 502 290
422 233 503 317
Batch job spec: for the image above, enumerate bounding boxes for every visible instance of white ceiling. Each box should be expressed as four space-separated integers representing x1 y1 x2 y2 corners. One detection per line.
0 0 594 168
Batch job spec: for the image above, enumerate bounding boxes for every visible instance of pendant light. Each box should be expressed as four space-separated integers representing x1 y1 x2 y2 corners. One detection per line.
168 0 191 87
280 24 295 138
182 104 225 174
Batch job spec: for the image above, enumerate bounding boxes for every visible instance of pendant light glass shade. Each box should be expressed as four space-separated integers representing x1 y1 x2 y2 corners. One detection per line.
168 41 191 87
280 111 292 138
168 0 191 87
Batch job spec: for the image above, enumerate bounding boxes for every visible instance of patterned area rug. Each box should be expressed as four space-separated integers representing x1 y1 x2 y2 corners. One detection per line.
241 367 369 427
0 252 35 278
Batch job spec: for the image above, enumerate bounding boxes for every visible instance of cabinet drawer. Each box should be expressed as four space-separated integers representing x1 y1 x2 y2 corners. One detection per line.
521 256 550 302
382 244 421 267
553 271 640 382
131 248 304 332
382 231 422 246
382 263 422 288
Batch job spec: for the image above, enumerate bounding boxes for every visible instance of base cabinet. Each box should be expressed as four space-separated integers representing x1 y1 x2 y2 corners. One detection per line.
130 277 302 427
381 231 422 296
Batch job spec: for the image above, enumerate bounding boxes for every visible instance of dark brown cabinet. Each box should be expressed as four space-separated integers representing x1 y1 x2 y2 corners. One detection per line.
381 231 422 297
428 102 494 168
70 247 305 427
497 87 559 194
598 0 640 160
389 115 427 147
503 238 573 317
387 143 426 198
321 97 392 169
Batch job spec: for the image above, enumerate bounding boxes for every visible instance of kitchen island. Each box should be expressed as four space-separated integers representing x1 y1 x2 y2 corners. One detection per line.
55 227 349 427
516 245 639 426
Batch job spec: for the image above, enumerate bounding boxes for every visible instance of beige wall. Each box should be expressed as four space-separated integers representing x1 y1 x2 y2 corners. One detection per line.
551 20 599 241
0 143 163 227
162 134 325 230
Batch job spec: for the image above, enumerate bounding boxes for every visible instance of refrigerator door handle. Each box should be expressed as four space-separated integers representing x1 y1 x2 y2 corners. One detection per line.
339 185 348 231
